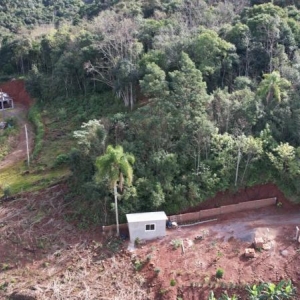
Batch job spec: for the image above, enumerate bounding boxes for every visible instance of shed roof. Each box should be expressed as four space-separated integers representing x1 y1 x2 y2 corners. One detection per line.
126 211 168 223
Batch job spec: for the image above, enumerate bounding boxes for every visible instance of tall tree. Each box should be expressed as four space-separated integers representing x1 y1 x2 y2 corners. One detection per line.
257 71 291 105
85 10 143 109
95 145 135 235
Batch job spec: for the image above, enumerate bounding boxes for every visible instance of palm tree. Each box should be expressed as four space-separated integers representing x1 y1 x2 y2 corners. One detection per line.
257 71 291 105
95 145 135 236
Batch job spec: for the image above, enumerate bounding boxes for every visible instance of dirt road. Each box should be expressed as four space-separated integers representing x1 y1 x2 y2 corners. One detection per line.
0 80 34 170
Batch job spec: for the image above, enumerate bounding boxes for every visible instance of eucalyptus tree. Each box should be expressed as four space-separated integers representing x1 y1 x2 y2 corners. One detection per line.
85 10 143 109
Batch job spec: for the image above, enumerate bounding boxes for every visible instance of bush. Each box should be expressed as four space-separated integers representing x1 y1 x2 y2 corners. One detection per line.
133 259 143 271
170 279 176 286
134 237 141 247
216 268 224 279
2 185 11 198
171 239 182 250
54 153 69 167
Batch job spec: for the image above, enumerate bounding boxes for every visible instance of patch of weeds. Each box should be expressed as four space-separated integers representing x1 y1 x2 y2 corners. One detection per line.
146 254 152 262
170 279 176 286
154 267 161 275
135 274 146 286
1 263 10 271
92 240 103 250
216 268 224 279
3 185 11 198
151 246 157 252
134 237 141 248
133 259 143 271
0 281 8 291
210 240 217 248
170 239 182 250
36 237 48 249
159 288 169 295
105 237 122 253
217 250 223 259
229 282 236 289
42 262 50 268
1 263 11 272
54 251 62 258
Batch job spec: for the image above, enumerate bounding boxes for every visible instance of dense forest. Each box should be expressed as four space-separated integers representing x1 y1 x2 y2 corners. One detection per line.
1 0 300 225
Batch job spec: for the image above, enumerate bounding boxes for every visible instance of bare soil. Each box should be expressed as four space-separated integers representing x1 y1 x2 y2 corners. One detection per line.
0 80 34 169
0 183 299 299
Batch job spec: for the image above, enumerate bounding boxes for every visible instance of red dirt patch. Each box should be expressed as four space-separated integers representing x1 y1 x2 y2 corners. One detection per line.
1 183 300 299
136 206 300 299
183 183 298 213
0 79 33 108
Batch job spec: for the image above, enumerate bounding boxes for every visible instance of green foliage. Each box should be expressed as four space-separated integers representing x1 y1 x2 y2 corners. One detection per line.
133 259 143 271
190 29 236 77
134 237 141 247
28 105 45 160
216 268 224 279
140 62 169 99
53 153 69 167
170 239 182 250
170 279 176 286
2 184 11 198
247 280 295 300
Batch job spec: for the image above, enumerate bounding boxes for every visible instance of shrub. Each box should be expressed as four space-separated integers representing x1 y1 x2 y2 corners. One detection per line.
133 259 143 271
246 280 295 299
216 268 224 279
54 153 69 167
171 239 182 250
134 237 141 247
3 185 11 198
170 279 176 286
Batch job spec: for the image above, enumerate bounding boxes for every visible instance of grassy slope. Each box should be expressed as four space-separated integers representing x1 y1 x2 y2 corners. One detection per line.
0 90 124 197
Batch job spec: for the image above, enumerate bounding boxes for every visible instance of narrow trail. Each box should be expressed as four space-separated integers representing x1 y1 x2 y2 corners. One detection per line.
0 80 34 170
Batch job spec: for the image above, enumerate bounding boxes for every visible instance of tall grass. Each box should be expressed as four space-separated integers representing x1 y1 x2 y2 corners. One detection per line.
28 105 45 160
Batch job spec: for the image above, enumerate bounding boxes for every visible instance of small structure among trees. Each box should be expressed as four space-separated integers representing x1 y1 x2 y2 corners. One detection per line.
126 211 168 243
0 90 14 110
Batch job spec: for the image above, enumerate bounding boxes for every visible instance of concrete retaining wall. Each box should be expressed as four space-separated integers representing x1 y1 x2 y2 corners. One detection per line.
102 197 277 234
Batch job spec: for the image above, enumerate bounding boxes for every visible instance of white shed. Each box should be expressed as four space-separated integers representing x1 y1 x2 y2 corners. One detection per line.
126 211 168 243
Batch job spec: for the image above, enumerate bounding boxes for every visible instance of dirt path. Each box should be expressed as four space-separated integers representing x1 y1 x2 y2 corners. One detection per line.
0 80 34 170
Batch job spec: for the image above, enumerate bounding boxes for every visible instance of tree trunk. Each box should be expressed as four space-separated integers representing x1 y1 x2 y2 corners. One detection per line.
235 148 241 186
114 182 119 236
